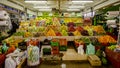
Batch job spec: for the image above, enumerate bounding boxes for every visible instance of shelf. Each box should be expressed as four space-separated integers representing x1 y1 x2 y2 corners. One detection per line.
59 17 82 18
37 16 82 18
22 36 101 41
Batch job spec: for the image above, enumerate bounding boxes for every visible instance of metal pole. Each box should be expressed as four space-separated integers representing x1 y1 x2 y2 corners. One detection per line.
117 7 120 45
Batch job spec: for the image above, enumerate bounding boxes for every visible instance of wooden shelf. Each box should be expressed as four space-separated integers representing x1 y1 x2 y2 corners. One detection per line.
22 36 101 41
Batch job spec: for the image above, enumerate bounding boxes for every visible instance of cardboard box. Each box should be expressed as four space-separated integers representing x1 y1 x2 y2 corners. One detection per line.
88 55 101 66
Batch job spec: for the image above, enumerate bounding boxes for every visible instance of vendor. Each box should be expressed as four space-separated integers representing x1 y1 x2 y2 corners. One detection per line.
10 19 19 34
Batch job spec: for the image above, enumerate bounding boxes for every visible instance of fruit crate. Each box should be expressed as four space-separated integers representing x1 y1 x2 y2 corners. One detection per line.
51 50 59 55
43 48 51 55
59 38 67 46
51 41 59 47
59 46 67 51
105 48 120 68
51 46 59 51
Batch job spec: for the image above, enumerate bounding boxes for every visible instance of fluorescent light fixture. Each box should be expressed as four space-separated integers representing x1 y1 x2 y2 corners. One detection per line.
69 6 85 8
34 6 50 9
25 0 47 4
39 9 52 11
72 0 93 3
67 9 80 11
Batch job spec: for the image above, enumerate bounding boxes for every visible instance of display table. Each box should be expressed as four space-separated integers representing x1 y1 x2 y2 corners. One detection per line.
105 48 120 68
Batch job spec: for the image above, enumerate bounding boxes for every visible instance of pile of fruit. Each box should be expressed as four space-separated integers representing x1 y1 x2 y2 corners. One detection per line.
13 31 25 36
46 28 56 36
98 35 117 44
12 17 107 37
108 45 116 51
92 25 106 34
63 18 83 23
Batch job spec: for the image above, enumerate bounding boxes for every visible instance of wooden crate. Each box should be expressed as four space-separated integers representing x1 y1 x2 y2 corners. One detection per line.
88 55 101 66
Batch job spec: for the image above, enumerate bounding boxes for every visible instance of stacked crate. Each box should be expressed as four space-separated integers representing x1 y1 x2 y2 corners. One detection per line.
42 39 51 56
51 38 59 55
59 38 67 51
42 46 51 56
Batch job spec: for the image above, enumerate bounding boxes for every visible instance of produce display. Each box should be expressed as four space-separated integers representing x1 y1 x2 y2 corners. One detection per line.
13 31 24 36
81 30 89 36
3 36 23 47
92 25 106 35
62 18 83 23
98 35 117 44
107 45 116 50
11 16 107 37
61 30 68 36
46 28 56 36
73 30 81 36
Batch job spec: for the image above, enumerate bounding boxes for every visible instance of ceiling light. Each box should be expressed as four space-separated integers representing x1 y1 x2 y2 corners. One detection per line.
34 6 50 9
69 6 85 8
72 0 93 3
67 9 80 11
39 9 52 11
25 0 47 4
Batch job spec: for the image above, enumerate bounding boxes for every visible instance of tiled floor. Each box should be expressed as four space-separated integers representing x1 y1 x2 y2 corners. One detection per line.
24 61 113 68
23 48 113 68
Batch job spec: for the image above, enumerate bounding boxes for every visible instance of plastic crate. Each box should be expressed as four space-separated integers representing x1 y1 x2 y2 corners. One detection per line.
51 41 59 47
59 46 67 51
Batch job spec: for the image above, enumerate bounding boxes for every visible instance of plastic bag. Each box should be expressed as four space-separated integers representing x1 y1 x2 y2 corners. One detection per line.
86 43 95 55
5 56 16 68
78 45 84 55
27 45 40 66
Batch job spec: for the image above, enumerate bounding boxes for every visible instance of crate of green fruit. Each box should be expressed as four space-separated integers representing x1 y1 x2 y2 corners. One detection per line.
59 46 67 51
51 41 59 46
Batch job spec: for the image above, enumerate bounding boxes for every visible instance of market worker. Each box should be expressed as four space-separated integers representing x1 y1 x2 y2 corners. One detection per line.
10 19 19 34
